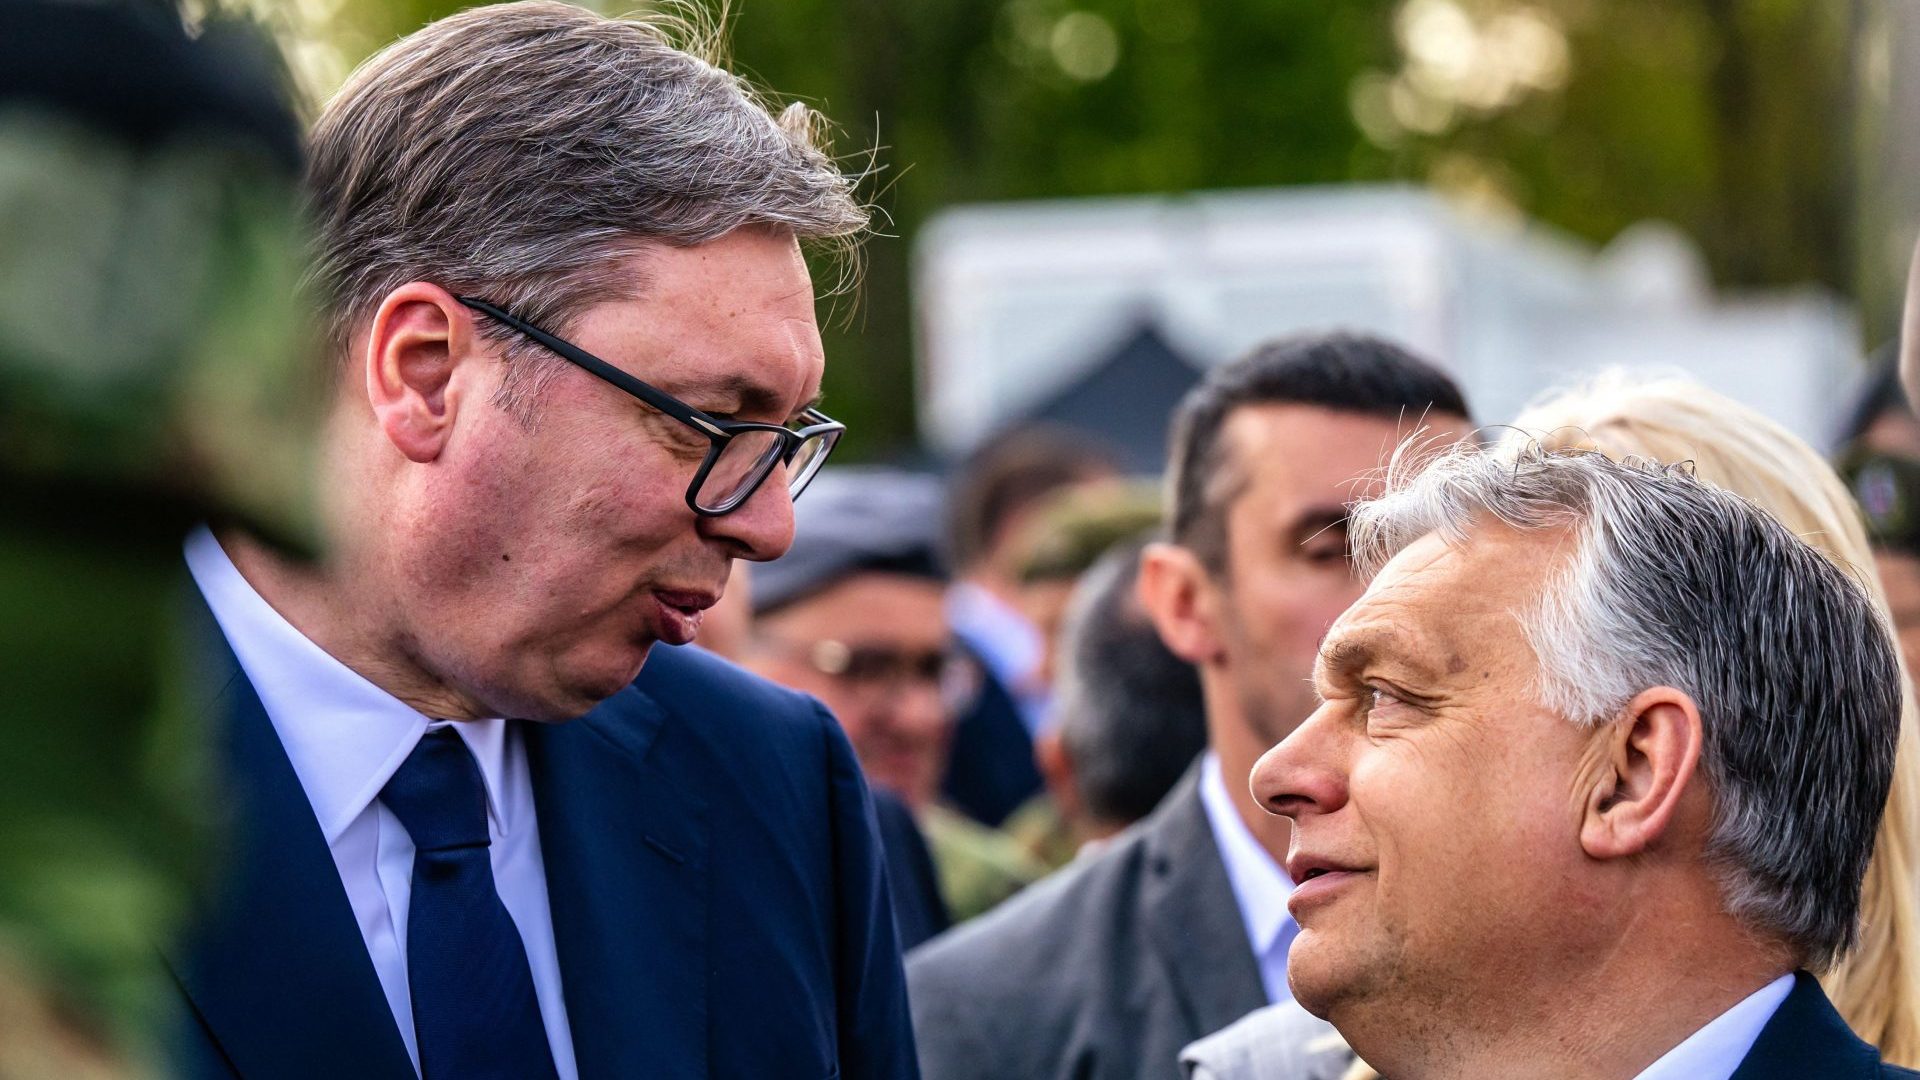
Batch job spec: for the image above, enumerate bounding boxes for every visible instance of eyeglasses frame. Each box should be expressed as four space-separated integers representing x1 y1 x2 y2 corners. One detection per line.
456 295 844 517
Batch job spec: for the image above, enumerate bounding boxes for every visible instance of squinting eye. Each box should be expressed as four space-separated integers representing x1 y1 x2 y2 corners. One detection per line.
1368 687 1404 710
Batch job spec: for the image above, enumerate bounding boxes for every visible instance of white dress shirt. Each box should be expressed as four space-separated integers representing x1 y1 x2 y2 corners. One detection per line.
186 528 578 1079
1199 752 1299 1005
1632 973 1793 1080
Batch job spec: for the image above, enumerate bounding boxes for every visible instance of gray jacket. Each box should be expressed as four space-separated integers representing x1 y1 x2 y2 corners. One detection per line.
907 767 1267 1080
1180 1001 1352 1080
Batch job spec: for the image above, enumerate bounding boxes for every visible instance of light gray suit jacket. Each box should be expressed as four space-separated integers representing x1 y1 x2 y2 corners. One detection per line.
907 767 1268 1080
1180 1001 1352 1080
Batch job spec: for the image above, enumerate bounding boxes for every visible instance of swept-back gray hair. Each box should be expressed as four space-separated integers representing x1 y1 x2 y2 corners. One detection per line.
1350 440 1902 970
305 1 867 416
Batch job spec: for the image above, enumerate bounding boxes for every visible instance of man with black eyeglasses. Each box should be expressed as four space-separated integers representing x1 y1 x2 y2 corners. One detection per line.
166 4 916 1078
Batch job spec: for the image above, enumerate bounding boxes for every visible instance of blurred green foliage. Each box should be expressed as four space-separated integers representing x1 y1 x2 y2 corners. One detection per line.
296 0 1860 458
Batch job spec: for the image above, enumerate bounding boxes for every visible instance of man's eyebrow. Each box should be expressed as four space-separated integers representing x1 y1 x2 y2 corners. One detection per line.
1319 634 1378 678
1289 506 1351 546
791 388 825 421
668 372 790 417
1319 627 1443 685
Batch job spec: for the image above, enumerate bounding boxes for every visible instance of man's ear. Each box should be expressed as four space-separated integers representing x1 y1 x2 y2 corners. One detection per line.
360 283 485 463
1138 541 1227 665
1578 687 1705 861
1034 729 1085 831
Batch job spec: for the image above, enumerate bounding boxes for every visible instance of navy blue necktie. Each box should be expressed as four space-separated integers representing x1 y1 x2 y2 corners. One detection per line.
380 727 560 1080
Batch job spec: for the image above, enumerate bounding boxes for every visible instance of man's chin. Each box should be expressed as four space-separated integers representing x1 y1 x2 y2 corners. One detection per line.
1284 935 1362 1021
512 644 657 723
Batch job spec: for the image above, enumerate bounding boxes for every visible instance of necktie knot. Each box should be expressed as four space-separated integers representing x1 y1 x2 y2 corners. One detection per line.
380 727 491 853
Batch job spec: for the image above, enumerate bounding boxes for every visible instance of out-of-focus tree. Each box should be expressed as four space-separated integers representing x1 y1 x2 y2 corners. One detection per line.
1360 0 1853 291
260 0 1858 454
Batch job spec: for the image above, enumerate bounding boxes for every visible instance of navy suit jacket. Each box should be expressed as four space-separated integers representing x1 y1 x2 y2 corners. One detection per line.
1730 972 1918 1079
165 596 918 1079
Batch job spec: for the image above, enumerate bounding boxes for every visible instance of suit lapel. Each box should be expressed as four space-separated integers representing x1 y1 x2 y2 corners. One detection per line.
526 681 711 1079
164 596 414 1080
1729 972 1882 1080
1140 768 1269 1038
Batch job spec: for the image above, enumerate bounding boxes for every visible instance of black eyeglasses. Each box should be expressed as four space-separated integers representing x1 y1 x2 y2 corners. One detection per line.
458 296 843 517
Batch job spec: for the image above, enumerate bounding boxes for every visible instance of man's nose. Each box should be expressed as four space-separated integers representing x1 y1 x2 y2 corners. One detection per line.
701 468 797 561
894 679 952 738
1251 702 1350 821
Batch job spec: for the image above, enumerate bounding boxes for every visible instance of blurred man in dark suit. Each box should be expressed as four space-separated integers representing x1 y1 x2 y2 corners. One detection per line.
941 428 1118 826
907 334 1471 1080
165 5 915 1078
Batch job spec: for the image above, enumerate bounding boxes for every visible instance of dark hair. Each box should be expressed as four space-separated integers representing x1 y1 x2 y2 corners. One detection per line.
1055 538 1207 826
1165 331 1470 571
946 425 1118 573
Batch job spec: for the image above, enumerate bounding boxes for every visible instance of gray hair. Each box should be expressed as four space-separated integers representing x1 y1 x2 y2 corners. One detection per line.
1054 539 1208 827
1350 441 1902 970
305 1 868 417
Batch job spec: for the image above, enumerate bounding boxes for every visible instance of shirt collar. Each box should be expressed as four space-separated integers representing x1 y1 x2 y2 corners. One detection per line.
1632 973 1794 1080
1199 751 1296 956
185 526 512 844
946 581 1042 687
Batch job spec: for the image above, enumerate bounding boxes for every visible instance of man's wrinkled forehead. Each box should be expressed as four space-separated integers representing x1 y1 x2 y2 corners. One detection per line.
605 232 824 415
1314 534 1458 678
1318 524 1561 681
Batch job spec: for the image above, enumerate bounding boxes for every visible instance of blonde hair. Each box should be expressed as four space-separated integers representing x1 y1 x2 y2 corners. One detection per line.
1335 371 1920 1078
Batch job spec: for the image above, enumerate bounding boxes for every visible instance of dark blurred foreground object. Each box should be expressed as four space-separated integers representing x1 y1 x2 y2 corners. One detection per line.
0 1 314 1074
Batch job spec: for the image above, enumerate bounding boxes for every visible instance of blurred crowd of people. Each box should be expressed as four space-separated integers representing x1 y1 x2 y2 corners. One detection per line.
7 1 1920 1078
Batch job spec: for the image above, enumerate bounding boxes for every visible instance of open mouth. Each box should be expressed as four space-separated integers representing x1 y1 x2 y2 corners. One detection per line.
649 590 714 645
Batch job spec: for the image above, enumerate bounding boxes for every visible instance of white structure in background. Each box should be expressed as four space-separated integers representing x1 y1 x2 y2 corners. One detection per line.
914 185 1861 457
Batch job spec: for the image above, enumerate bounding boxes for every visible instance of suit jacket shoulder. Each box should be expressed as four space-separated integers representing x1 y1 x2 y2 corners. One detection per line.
906 769 1266 1080
1731 972 1920 1080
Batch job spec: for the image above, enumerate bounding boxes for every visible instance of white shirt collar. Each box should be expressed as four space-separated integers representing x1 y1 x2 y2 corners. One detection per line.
946 581 1042 688
1632 973 1794 1080
1199 751 1296 956
185 526 512 843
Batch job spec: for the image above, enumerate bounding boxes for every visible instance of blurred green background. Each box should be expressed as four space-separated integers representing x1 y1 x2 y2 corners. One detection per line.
245 0 1874 458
